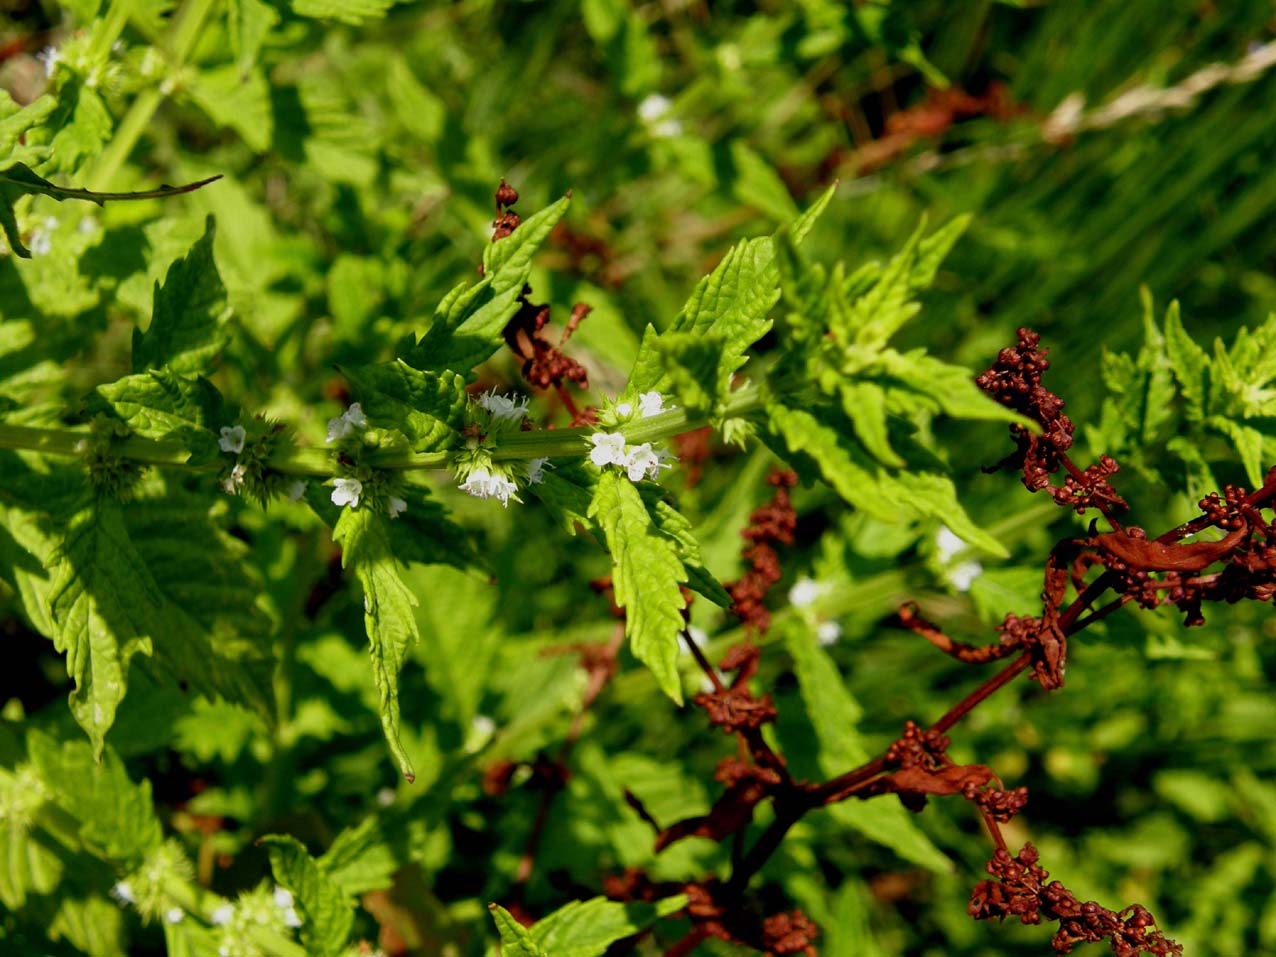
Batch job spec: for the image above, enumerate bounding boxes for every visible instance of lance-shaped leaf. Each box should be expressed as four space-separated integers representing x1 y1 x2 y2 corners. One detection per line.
133 217 232 376
333 506 421 780
46 504 163 758
528 895 688 957
407 196 570 374
0 163 219 259
588 471 687 704
643 493 732 607
491 903 549 957
339 361 467 452
260 835 354 957
629 184 835 393
767 403 1006 557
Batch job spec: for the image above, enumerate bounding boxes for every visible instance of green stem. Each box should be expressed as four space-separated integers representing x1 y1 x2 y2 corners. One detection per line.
87 0 218 191
0 386 765 478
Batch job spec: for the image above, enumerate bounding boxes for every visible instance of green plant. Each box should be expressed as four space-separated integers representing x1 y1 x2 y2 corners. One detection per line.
2 4 1275 957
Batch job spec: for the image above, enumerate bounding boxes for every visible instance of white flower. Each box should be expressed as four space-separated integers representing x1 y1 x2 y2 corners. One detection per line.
221 463 247 495
387 495 407 518
458 468 518 507
589 432 628 468
165 907 184 925
622 443 671 482
326 402 368 443
210 903 234 926
273 887 294 909
935 526 966 562
376 787 396 807
614 401 634 419
28 218 57 257
471 714 496 738
638 392 668 418
331 477 362 508
524 457 551 484
478 389 530 422
816 620 842 647
36 46 60 78
287 480 307 502
219 425 246 454
282 907 303 928
637 94 672 122
110 881 135 905
789 576 829 609
947 560 984 593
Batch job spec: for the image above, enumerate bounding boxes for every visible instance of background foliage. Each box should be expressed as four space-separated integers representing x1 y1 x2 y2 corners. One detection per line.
1 1 1275 955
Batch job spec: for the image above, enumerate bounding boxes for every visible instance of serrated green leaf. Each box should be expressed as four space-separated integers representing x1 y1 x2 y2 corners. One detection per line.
26 731 162 865
767 403 1006 556
491 903 549 957
133 216 231 376
837 381 904 467
1163 301 1210 420
412 564 500 727
530 895 688 957
784 622 952 873
645 495 732 607
333 506 420 781
868 349 1029 426
186 65 273 153
320 815 401 896
651 331 729 417
588 471 687 704
47 504 162 757
483 195 572 293
630 185 835 393
528 463 598 536
1209 416 1265 487
260 835 354 957
407 280 524 374
85 369 223 463
339 361 466 452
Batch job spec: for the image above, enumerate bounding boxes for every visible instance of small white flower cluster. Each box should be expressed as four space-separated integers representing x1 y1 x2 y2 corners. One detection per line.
326 402 368 443
323 404 406 517
788 576 842 647
210 885 303 957
589 432 673 482
27 216 58 257
935 525 983 593
637 93 683 138
218 422 306 501
477 389 529 423
614 391 669 421
458 468 519 507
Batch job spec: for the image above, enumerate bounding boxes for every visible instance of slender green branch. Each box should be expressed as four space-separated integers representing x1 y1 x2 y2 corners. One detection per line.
0 385 765 478
87 0 219 191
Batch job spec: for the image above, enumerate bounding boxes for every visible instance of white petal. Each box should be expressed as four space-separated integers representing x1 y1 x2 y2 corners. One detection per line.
273 886 294 909
218 425 246 454
211 904 234 926
387 496 407 518
165 907 185 925
331 478 362 508
342 403 368 428
788 577 828 609
638 392 666 417
816 621 842 647
326 416 351 443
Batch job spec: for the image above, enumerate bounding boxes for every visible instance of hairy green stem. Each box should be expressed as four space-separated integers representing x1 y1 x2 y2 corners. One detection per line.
0 386 764 478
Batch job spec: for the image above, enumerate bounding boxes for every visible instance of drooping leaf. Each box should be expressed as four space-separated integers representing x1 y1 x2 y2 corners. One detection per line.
588 471 687 704
133 216 231 376
46 504 162 757
260 835 355 957
333 506 421 780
